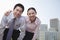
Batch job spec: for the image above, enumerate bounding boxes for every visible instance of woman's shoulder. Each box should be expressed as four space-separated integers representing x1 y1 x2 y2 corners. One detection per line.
36 17 41 22
35 17 41 25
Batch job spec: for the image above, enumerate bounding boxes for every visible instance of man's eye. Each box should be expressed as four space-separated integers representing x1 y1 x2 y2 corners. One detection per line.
29 13 31 15
16 9 19 11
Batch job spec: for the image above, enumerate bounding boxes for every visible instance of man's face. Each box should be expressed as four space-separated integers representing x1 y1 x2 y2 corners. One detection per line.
27 9 36 21
13 6 23 18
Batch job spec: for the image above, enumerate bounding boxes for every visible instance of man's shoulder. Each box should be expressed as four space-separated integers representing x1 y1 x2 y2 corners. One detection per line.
20 16 25 19
19 16 26 21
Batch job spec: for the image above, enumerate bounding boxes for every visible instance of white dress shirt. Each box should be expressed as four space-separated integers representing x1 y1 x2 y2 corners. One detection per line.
0 12 26 40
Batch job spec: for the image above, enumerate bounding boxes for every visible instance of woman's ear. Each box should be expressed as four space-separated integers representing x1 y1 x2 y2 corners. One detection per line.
35 12 37 15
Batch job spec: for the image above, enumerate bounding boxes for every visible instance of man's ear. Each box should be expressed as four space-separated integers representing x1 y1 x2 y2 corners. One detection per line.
27 13 28 15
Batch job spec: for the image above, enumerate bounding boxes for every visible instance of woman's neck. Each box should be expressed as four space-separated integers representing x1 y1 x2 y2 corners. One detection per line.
30 17 36 23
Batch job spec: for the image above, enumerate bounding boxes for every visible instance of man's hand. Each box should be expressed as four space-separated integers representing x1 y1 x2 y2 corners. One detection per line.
4 10 12 16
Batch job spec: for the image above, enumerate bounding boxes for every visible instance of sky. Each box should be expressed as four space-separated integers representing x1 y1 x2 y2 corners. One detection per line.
0 0 60 28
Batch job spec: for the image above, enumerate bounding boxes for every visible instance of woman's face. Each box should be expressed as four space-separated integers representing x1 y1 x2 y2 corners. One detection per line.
27 9 36 21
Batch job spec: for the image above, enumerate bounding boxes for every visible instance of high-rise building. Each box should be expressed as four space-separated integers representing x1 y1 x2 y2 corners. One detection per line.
58 21 60 32
39 31 58 40
40 24 48 31
57 32 60 40
50 18 59 31
39 31 45 40
45 31 58 40
39 24 48 40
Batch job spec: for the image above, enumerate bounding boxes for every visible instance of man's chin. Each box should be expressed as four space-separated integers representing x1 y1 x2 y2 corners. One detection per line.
30 18 34 21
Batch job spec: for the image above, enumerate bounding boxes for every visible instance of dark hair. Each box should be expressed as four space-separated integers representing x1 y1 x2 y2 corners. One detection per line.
27 7 37 13
13 3 24 12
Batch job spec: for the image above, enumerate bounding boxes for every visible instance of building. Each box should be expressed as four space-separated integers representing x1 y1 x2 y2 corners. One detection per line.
40 24 48 31
39 31 58 40
45 31 58 40
50 18 59 31
39 24 48 40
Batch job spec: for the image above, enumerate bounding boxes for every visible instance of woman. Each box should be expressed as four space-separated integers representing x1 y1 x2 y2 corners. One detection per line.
4 7 41 40
23 7 41 40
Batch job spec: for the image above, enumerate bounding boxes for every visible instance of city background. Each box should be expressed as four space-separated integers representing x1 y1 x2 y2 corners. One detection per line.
38 18 60 40
0 0 60 40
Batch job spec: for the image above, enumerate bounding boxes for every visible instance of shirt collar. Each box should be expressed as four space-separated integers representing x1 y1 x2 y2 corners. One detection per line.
26 17 39 25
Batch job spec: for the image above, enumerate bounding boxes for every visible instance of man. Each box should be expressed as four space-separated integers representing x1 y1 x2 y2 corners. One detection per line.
1 3 25 40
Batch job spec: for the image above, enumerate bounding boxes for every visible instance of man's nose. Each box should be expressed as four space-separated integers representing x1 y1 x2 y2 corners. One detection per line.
17 12 20 14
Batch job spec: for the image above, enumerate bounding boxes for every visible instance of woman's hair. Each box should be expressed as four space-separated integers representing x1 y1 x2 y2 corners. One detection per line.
27 7 37 13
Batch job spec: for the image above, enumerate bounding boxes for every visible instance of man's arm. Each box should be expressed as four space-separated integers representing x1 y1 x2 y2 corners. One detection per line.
1 10 11 28
1 15 8 28
17 17 26 40
1 10 12 28
0 15 8 34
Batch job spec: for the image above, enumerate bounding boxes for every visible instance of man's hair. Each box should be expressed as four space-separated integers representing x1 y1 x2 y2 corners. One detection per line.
13 3 24 12
27 7 37 13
